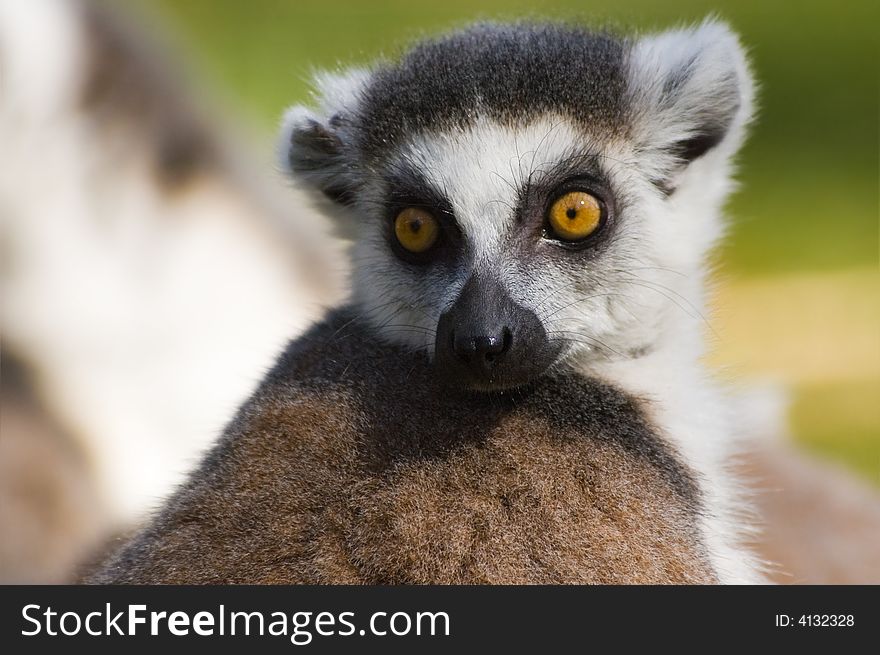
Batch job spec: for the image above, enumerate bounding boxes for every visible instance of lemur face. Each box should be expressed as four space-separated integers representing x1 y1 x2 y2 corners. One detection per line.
357 119 637 391
283 22 753 391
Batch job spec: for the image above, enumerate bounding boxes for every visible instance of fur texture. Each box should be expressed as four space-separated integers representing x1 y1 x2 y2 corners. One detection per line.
91 311 716 584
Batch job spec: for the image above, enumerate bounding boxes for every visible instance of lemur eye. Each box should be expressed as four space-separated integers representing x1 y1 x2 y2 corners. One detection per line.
547 191 603 241
394 207 439 253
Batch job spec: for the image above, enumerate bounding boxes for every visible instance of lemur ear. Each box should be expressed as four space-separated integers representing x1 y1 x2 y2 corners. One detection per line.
279 69 370 206
626 20 755 191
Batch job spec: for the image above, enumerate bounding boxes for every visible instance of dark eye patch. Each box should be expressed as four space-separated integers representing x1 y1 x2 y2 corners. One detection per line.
510 152 619 255
381 163 462 265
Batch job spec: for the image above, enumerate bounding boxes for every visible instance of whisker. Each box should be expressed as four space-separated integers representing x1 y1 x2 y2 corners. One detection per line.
614 274 717 336
538 291 625 323
547 332 620 359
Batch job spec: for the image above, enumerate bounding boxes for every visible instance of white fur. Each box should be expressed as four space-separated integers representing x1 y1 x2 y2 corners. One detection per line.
626 19 756 189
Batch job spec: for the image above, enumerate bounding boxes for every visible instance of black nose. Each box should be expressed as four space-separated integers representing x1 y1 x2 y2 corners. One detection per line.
434 274 559 391
452 328 512 368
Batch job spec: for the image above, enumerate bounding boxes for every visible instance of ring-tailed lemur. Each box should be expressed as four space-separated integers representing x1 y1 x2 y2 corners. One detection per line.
0 0 342 551
91 20 764 584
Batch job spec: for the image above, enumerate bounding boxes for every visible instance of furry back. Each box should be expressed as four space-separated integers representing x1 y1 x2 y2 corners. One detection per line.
91 309 716 584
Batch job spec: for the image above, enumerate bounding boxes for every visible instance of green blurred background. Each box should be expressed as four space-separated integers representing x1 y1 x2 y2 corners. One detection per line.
142 0 879 483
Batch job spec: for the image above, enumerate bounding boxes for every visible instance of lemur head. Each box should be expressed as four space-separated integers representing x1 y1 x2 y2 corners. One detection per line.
281 20 754 392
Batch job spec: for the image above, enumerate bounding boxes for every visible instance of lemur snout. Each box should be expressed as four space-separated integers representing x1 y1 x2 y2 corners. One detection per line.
435 275 558 391
452 327 512 369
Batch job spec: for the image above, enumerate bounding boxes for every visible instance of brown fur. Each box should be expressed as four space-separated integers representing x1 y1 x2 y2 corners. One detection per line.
89 309 717 584
0 355 108 583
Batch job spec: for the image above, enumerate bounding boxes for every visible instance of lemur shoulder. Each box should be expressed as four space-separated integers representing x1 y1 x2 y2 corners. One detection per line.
91 20 763 584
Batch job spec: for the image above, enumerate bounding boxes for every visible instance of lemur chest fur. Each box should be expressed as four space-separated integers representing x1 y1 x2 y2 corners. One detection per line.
92 310 715 584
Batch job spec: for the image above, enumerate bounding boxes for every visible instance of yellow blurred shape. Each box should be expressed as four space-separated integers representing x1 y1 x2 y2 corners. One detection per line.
710 266 880 384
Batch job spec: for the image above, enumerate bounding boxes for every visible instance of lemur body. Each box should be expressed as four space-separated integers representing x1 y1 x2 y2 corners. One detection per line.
93 21 764 583
92 310 717 583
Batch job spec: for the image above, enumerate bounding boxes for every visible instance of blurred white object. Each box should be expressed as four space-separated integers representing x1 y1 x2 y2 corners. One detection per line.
0 0 343 540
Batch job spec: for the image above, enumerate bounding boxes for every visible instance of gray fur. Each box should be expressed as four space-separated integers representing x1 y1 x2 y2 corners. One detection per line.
287 21 749 202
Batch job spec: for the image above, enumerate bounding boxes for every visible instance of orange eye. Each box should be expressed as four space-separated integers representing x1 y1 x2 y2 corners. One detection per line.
394 207 439 253
547 191 603 241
